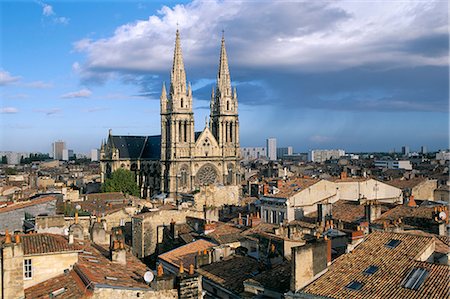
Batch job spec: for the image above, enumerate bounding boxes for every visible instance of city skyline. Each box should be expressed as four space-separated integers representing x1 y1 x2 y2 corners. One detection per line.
1 0 448 153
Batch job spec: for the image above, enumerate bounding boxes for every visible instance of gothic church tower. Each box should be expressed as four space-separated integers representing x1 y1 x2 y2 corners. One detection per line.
160 29 195 195
210 34 240 184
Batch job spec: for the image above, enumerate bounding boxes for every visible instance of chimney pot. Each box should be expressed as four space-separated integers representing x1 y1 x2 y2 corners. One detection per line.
189 264 194 275
14 234 20 244
179 262 184 274
157 264 164 277
5 229 11 244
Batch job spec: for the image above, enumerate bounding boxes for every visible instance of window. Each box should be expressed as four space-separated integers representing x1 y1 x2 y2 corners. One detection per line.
24 259 32 279
363 265 379 275
401 268 429 290
345 281 363 291
385 239 401 249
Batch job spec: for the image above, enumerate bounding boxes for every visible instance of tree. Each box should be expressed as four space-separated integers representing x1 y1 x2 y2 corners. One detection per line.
101 168 139 196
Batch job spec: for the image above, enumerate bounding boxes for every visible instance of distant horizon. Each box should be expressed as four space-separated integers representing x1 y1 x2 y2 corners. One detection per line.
1 1 448 154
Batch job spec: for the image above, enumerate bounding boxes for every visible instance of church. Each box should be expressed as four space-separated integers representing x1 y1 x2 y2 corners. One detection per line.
100 30 241 199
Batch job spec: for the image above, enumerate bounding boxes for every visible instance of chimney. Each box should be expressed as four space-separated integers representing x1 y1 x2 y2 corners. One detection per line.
290 238 328 292
110 240 126 265
316 203 332 224
2 230 25 299
68 231 74 244
276 179 283 189
364 201 381 223
263 184 269 196
326 236 332 265
238 213 243 226
407 195 417 207
340 172 347 179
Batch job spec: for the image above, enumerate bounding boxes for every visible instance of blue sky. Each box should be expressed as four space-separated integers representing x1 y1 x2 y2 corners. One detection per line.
0 0 448 154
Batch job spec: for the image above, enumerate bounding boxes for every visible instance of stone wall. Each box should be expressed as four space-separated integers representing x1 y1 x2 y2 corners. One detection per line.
132 209 203 258
23 252 79 289
412 180 437 201
194 185 239 209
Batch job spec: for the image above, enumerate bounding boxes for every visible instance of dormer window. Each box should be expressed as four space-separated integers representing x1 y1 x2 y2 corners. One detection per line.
385 239 401 249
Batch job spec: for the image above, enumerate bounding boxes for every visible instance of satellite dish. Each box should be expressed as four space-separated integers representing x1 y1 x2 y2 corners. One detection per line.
143 271 154 284
439 211 447 220
75 205 81 210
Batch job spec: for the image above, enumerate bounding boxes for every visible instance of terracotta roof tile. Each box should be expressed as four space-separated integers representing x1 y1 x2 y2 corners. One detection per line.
75 242 151 289
19 233 80 255
302 231 449 299
384 178 428 189
270 178 320 198
158 239 217 268
0 195 57 213
197 255 260 295
24 270 86 299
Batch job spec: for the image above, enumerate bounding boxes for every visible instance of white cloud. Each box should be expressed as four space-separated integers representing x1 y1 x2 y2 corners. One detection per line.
38 1 69 25
0 107 19 114
61 88 92 99
73 0 448 78
0 70 21 86
43 4 54 16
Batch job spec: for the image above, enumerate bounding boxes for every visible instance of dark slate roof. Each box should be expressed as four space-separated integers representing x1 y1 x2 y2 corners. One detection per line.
110 135 160 160
195 131 202 141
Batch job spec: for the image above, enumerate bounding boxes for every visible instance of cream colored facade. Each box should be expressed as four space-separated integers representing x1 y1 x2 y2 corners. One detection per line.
23 252 78 289
336 179 403 203
101 31 241 199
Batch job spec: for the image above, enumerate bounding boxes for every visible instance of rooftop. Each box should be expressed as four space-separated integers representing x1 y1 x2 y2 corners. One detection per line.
197 255 260 295
384 178 428 189
158 239 217 268
0 195 57 214
301 231 449 299
24 270 86 299
268 178 320 198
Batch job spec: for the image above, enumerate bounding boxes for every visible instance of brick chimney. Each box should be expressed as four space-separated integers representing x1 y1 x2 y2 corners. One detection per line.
340 172 347 179
290 237 328 292
1 230 25 299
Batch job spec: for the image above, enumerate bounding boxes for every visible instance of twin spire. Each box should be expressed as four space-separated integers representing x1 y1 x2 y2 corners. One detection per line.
162 29 233 110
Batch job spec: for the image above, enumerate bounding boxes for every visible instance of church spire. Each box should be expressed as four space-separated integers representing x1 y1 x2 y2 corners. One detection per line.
217 32 232 97
170 29 187 98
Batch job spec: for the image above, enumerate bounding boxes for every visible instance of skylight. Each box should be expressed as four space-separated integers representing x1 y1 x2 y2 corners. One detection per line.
363 265 379 275
345 281 364 291
385 239 401 249
401 268 429 290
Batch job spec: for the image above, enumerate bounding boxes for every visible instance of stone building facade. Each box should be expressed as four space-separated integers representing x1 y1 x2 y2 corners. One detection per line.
100 31 241 199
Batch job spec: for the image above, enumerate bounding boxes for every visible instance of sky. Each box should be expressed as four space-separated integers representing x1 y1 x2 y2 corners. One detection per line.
0 0 448 154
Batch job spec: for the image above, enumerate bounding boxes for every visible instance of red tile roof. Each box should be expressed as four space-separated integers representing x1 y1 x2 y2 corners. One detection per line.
75 242 151 289
302 231 449 299
269 178 320 198
24 270 87 299
18 233 80 255
158 239 217 268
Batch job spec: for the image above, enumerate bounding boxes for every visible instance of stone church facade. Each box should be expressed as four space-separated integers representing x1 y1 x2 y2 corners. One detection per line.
100 30 241 198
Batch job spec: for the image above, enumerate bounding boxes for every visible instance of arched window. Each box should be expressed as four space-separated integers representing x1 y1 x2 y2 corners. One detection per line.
184 121 187 142
180 168 188 187
227 164 234 185
181 98 184 108
227 101 229 110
